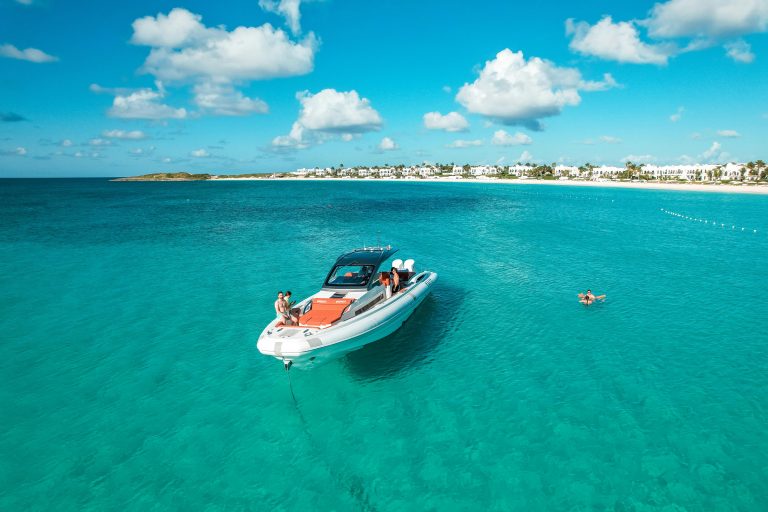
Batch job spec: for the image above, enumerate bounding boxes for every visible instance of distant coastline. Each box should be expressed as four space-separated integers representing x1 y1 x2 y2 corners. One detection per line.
114 172 768 194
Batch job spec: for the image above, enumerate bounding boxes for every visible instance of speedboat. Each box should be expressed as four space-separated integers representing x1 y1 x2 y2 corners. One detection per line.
257 246 438 369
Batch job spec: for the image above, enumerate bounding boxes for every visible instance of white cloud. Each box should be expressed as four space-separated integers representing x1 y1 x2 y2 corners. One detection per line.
724 39 755 62
566 17 672 65
519 150 533 161
192 83 268 116
89 83 135 96
456 49 616 130
491 129 532 146
108 83 188 120
297 89 381 132
131 8 209 47
272 89 382 148
646 0 768 39
126 8 316 119
446 139 483 148
570 2 768 65
670 106 684 122
700 141 728 162
162 157 173 163
88 138 112 146
60 139 73 147
272 123 308 149
134 9 316 83
15 147 27 156
599 135 622 144
423 111 469 132
259 0 303 35
621 154 656 163
378 137 397 151
0 44 58 63
129 146 155 156
102 129 147 140
190 148 210 158
717 129 741 137
442 85 452 93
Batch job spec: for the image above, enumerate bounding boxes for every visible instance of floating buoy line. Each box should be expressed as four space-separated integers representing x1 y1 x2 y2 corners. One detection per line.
660 208 758 234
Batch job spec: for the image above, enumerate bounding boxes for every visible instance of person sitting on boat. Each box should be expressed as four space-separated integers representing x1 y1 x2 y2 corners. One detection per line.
578 289 606 305
390 267 401 293
275 291 297 325
380 272 392 299
359 266 373 285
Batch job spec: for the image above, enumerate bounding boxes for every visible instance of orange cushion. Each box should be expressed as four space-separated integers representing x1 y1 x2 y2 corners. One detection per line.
299 298 355 328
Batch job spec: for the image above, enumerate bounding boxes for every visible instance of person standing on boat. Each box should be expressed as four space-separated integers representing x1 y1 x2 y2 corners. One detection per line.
380 272 392 299
284 291 300 321
390 267 400 293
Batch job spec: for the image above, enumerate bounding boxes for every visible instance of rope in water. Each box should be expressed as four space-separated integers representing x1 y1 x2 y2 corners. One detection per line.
284 366 378 512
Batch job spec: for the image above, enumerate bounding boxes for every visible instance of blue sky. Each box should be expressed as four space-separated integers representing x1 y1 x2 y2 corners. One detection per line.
1 0 767 177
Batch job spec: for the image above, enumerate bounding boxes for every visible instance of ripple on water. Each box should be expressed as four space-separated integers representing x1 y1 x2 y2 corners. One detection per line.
0 180 767 511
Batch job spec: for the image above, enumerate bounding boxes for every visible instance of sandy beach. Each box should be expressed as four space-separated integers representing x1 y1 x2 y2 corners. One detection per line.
211 176 768 195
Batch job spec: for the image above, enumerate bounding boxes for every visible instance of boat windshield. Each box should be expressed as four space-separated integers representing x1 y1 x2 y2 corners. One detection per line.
325 264 375 287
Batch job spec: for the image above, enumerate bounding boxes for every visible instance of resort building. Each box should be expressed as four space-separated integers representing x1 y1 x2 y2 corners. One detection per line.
291 161 758 182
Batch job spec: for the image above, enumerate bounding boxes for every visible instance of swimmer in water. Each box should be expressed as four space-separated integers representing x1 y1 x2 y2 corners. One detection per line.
578 289 606 305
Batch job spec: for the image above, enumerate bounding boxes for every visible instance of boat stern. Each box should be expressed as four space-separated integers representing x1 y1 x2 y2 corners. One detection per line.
257 323 324 366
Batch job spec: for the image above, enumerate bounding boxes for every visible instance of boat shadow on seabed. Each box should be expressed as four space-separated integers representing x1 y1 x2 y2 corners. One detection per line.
342 283 464 381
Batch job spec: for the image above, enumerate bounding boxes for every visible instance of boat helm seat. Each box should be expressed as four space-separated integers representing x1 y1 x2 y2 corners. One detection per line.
403 259 415 272
392 259 403 270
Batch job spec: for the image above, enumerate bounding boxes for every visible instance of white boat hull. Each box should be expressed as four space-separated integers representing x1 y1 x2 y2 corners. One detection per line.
257 271 438 368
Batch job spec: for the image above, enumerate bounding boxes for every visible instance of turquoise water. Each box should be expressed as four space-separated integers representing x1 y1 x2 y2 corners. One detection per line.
1 179 767 511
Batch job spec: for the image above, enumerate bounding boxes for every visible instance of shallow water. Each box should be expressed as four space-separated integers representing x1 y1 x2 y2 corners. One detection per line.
1 179 767 511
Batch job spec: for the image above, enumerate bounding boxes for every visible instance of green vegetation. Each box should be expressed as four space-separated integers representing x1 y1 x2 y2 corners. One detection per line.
114 159 768 184
113 172 211 181
217 173 274 179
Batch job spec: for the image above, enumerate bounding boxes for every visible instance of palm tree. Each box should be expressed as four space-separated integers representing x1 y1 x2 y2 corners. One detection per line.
745 161 756 181
755 160 766 182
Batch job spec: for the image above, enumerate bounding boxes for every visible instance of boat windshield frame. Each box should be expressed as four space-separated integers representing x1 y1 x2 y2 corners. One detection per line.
323 264 376 288
322 247 399 289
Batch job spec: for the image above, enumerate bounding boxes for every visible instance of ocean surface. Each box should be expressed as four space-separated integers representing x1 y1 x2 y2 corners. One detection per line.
1 178 767 511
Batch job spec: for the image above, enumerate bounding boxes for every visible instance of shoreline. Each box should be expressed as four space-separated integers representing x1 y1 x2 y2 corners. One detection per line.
210 176 768 195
